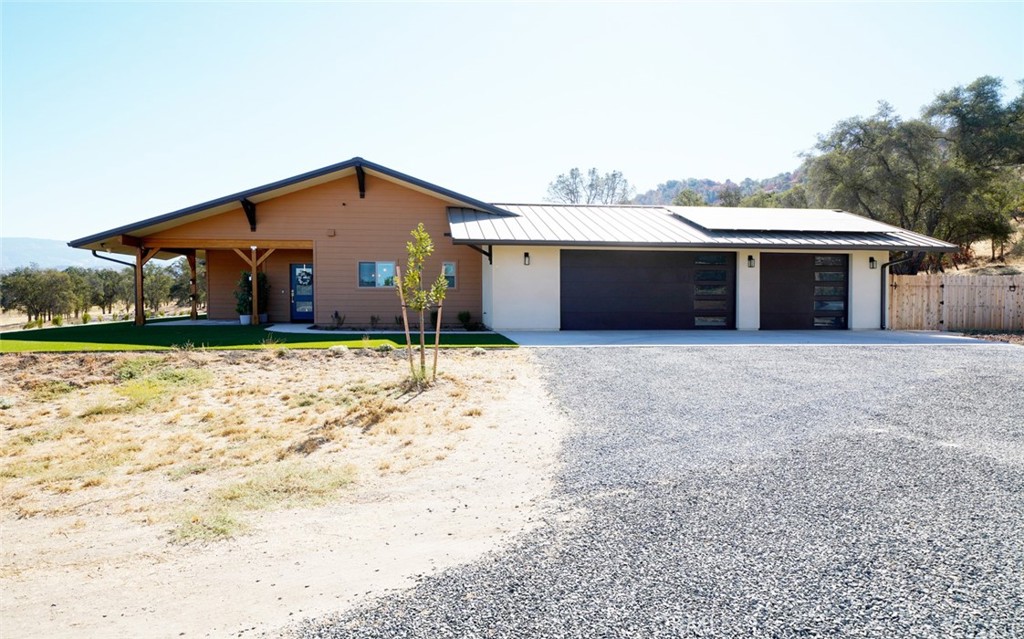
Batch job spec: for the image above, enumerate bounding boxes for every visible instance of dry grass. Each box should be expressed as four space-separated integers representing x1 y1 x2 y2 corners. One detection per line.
0 349 512 543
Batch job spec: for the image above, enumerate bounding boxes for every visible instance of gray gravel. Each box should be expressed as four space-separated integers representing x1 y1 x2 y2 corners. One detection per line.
297 344 1024 638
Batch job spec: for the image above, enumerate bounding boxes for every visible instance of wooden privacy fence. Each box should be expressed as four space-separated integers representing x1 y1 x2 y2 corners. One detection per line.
889 274 1024 331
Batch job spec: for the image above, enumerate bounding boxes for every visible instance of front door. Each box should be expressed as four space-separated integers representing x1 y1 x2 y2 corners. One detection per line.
290 264 314 322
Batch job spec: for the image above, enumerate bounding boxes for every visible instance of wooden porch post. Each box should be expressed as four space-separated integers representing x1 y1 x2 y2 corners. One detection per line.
250 246 259 326
133 246 161 326
232 247 276 326
135 248 146 326
186 252 199 321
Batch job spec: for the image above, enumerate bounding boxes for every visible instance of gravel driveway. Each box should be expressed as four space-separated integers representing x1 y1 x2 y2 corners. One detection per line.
299 344 1024 638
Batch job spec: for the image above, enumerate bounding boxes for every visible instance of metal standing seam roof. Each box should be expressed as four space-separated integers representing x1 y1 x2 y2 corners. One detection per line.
448 204 958 252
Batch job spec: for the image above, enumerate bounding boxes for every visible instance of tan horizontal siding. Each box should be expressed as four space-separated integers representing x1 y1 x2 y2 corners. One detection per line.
186 175 480 325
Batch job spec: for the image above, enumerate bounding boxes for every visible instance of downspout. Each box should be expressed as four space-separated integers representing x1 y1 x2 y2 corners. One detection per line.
879 255 916 330
91 250 135 269
92 251 137 317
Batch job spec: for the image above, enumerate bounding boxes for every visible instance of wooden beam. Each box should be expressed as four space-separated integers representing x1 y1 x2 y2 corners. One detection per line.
255 248 276 267
232 248 253 265
146 238 313 250
121 234 143 248
141 248 160 266
240 198 257 232
355 164 366 199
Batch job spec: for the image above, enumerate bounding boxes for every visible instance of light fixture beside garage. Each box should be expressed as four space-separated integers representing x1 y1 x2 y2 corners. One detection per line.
747 255 755 268
869 257 878 269
524 252 531 266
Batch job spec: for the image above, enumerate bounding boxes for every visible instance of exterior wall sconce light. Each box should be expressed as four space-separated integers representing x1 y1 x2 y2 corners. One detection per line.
869 257 878 269
524 252 531 266
747 255 755 268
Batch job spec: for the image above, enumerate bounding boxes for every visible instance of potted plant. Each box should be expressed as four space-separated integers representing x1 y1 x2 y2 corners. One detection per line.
234 271 253 324
255 272 270 323
236 271 271 324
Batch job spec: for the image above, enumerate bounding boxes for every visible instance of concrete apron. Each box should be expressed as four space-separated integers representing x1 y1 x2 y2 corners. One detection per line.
499 330 989 347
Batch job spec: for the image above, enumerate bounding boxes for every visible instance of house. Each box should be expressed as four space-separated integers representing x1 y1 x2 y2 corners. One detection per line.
69 157 957 331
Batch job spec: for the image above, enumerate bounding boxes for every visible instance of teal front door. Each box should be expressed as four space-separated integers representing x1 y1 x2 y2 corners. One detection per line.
290 264 314 322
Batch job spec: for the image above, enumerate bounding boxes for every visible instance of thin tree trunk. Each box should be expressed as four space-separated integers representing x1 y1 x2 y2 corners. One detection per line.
419 310 426 379
395 267 416 379
433 302 443 382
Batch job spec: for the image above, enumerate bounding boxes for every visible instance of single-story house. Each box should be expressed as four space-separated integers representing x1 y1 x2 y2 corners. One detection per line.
69 157 957 331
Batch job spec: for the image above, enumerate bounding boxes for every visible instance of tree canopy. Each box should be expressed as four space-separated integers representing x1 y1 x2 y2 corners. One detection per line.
546 168 635 205
671 189 707 206
804 76 1023 262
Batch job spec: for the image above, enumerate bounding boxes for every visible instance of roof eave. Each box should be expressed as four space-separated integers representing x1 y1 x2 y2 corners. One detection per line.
450 238 959 252
70 157 510 249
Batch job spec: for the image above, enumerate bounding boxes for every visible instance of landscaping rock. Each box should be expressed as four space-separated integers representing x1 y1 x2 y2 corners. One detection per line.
297 344 1024 638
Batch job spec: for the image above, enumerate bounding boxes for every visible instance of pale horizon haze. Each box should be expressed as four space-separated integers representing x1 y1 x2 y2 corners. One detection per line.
2 1 1022 242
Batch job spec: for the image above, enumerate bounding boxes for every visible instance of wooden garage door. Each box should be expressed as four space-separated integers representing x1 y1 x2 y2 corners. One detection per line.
760 253 848 329
560 250 735 330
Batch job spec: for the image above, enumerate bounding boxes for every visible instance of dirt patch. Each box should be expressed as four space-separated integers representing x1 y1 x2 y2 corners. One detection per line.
1 348 569 637
968 332 1024 346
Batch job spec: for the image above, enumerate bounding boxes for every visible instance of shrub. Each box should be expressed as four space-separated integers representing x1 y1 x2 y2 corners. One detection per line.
51 315 63 327
82 312 91 324
458 311 472 330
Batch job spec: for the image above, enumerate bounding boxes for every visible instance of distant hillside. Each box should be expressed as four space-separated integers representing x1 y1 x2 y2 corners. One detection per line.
634 170 806 205
0 237 117 272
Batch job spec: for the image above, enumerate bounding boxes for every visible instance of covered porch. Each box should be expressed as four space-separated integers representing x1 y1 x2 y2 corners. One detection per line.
121 237 314 327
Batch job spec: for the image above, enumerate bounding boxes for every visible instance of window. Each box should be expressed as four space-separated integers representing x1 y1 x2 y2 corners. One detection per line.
814 255 845 267
358 261 395 288
695 269 728 282
443 262 456 289
694 253 728 266
695 284 728 296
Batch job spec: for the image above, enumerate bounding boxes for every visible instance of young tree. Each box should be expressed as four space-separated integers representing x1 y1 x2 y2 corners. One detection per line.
546 168 635 204
395 223 449 383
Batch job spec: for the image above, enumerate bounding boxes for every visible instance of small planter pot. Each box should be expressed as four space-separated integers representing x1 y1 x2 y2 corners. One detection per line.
239 315 252 325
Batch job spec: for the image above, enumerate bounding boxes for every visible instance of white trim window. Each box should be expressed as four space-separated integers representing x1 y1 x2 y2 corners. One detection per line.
358 261 396 288
442 261 456 289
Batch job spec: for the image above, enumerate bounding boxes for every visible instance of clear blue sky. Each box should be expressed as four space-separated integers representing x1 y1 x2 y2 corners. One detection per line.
2 1 1022 241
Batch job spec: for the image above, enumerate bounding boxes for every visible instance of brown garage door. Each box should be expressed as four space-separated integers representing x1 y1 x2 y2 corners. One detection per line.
760 253 848 329
560 250 735 330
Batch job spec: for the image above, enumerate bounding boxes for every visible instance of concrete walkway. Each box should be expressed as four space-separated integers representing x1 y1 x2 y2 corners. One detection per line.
499 330 988 347
152 320 989 347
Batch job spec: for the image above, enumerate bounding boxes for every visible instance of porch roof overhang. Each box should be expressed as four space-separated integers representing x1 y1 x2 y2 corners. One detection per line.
69 157 510 257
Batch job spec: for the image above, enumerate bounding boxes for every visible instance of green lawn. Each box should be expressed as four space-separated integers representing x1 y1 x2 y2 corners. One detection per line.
0 319 517 353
